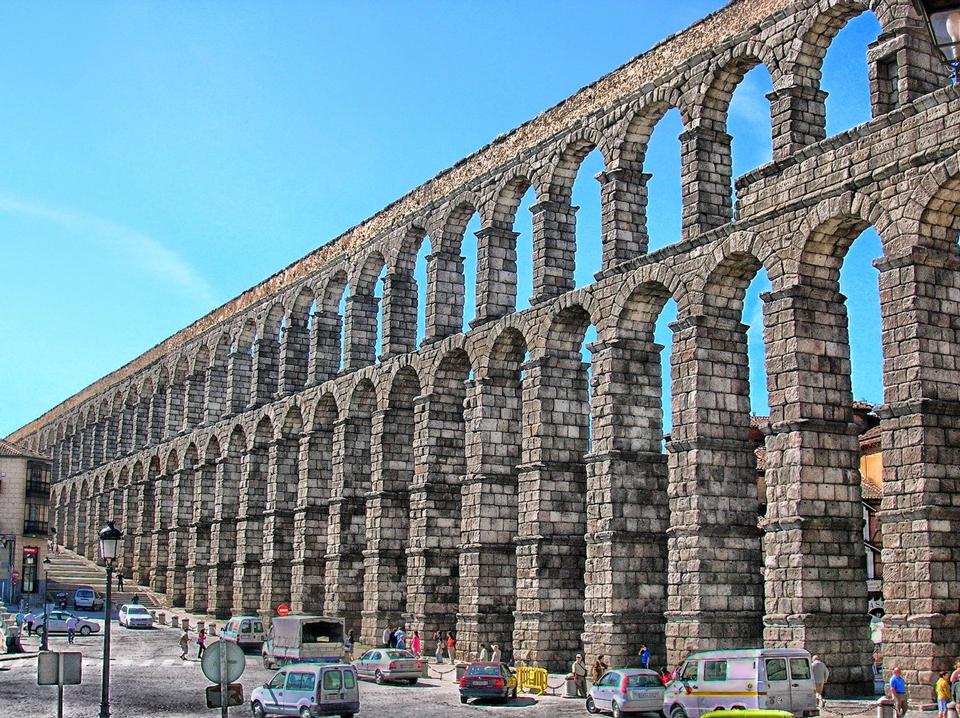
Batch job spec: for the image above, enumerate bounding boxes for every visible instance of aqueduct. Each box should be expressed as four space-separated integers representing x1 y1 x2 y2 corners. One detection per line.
8 0 960 695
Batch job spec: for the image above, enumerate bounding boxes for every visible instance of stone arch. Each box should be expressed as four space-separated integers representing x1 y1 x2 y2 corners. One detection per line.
543 126 612 201
903 151 960 255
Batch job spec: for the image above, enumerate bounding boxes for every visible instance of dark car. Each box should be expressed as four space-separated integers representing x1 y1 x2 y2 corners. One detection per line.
459 662 517 704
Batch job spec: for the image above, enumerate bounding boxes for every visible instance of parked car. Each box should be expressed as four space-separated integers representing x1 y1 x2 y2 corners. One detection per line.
118 604 154 628
587 668 664 717
663 648 819 718
221 616 267 652
250 663 359 718
459 662 517 704
354 648 422 684
35 610 100 637
73 587 104 611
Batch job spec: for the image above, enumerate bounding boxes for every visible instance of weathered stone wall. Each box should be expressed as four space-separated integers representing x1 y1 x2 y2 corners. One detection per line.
12 0 960 695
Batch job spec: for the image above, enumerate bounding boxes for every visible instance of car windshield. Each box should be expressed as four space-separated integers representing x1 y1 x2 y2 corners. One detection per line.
385 651 414 659
127 607 149 615
76 590 92 596
627 674 662 688
466 665 500 676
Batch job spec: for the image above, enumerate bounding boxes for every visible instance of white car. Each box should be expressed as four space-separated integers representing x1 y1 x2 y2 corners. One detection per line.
118 604 154 628
35 610 100 637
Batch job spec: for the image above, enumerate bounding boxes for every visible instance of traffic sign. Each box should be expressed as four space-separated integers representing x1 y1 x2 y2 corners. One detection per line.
37 651 82 686
201 640 245 684
205 683 244 709
276 604 290 617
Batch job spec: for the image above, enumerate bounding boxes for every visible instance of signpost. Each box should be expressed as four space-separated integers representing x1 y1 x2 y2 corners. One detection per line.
201 639 245 716
38 650 82 718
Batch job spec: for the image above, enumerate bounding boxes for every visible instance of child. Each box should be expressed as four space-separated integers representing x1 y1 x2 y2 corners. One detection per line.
937 670 950 718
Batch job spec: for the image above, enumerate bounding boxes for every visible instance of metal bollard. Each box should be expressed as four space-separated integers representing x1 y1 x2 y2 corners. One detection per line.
876 697 894 718
171 616 179 628
181 618 190 631
157 612 166 625
207 622 217 636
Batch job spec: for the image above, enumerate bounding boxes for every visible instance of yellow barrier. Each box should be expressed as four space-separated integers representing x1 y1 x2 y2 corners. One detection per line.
515 666 548 696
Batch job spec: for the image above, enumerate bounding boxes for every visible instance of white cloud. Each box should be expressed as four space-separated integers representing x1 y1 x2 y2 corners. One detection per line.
0 192 216 306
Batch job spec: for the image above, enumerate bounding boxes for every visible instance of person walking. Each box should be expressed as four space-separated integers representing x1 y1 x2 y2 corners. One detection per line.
394 626 406 650
66 615 78 644
890 667 908 718
178 628 190 661
491 644 502 663
116 571 124 592
446 631 457 664
952 666 960 716
23 610 35 637
197 628 207 660
434 631 444 664
591 654 609 684
411 630 421 657
937 670 950 718
572 654 588 698
639 643 651 669
811 655 829 708
344 629 355 661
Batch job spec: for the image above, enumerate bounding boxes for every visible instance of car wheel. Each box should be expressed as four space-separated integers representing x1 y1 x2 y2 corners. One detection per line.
460 696 468 704
262 656 273 670
407 678 418 685
299 708 311 718
511 687 517 699
671 706 688 718
374 670 385 685
80 626 92 636
612 700 623 718
586 697 599 714
251 701 267 718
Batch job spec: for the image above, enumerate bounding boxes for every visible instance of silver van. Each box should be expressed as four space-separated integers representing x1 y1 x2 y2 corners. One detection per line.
250 663 359 718
663 648 819 718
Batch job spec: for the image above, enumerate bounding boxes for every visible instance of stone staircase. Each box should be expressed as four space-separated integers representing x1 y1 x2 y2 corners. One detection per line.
42 549 164 613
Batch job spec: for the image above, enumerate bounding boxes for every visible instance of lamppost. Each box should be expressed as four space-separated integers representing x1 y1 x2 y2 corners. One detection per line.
97 522 122 718
913 0 960 82
41 557 50 652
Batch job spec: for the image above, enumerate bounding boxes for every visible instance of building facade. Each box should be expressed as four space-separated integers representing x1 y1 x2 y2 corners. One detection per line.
0 440 51 605
6 0 960 696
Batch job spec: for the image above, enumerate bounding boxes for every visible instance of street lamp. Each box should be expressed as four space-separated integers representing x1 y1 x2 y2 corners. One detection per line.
97 522 122 718
41 557 50 652
913 0 960 81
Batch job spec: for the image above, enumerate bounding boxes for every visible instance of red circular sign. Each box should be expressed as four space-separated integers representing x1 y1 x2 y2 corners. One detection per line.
276 604 290 617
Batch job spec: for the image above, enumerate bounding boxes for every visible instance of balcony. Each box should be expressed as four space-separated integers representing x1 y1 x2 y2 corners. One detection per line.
25 481 50 498
23 520 48 537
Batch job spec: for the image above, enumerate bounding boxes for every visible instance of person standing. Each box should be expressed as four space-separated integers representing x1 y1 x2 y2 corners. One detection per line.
446 631 457 664
492 644 502 663
591 655 609 684
178 629 190 661
116 571 124 592
811 655 829 708
937 670 950 718
382 625 392 648
344 629 355 661
197 629 207 660
572 654 588 698
394 626 406 650
639 644 651 669
479 643 490 662
66 615 78 644
434 631 444 664
890 667 908 718
411 630 421 657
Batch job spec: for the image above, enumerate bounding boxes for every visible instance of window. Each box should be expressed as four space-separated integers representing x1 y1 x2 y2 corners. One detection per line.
322 670 342 691
343 671 356 689
704 661 727 682
680 662 699 681
269 672 286 690
627 674 663 688
599 672 620 687
369 651 381 661
241 621 251 634
254 621 264 633
790 658 811 680
765 659 788 682
21 547 38 594
286 673 315 692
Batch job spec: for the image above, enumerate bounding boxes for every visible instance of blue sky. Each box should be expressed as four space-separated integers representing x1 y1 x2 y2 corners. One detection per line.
0 2 884 436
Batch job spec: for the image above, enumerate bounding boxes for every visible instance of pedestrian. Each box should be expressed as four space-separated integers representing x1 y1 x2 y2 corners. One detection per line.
811 655 829 708
434 631 444 664
394 626 406 650
23 610 35 636
492 644 502 663
197 628 206 660
890 667 908 718
572 654 588 698
937 670 950 718
66 615 78 644
382 625 392 648
344 629 355 661
479 643 490 662
446 631 457 664
950 659 960 685
179 629 189 660
411 630 421 657
116 571 124 592
952 665 960 715
591 654 609 683
639 643 651 669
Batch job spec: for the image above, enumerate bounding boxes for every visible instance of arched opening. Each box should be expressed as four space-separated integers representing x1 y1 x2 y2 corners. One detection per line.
346 253 386 370
208 334 231 422
373 264 388 359
413 233 432 347
636 107 684 253
252 304 284 406
233 416 272 614
431 204 478 339
282 286 315 394
185 435 219 613
229 320 256 414
726 64 774 205
209 426 244 618
569 146 605 288
820 11 882 134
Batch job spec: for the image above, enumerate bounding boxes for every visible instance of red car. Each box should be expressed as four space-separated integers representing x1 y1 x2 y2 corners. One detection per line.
459 662 518 704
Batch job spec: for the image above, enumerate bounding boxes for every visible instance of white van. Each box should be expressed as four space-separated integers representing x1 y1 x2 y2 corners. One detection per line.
250 663 359 718
663 648 819 718
221 616 266 651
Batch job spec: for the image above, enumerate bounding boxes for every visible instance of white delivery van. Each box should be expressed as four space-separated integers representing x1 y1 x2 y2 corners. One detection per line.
251 663 359 718
261 615 345 669
663 648 820 718
221 616 267 651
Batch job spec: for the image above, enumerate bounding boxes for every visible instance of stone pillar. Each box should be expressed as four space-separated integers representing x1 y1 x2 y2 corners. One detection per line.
132 475 155 586
133 401 149 449
457 377 519 660
343 294 380 370
204 364 228 422
868 25 947 118
165 383 185 438
118 407 134 456
361 407 411 646
279 324 309 395
876 247 960 693
208 454 240 618
530 200 577 304
84 492 98 557
119 481 137 578
381 272 418 358
80 425 93 470
103 417 117 463
767 85 827 161
233 444 268 615
424 251 465 342
260 437 298 616
513 354 588 670
583 338 669 667
150 470 173 593
473 225 519 326
291 430 331 614
598 168 650 273
250 337 280 407
665 316 763 663
186 457 216 614
166 463 195 607
308 310 343 385
226 350 253 415
148 392 166 444
761 284 873 696
407 391 462 643
679 126 732 240
184 373 205 430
